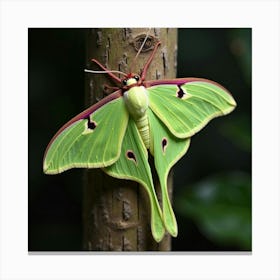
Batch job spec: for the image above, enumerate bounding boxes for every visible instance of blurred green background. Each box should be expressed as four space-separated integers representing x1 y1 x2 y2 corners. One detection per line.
28 28 251 251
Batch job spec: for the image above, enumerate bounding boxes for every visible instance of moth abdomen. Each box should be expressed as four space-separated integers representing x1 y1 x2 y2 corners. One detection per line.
135 114 150 149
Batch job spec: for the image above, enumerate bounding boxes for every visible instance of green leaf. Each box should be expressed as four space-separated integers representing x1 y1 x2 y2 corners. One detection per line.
176 172 251 249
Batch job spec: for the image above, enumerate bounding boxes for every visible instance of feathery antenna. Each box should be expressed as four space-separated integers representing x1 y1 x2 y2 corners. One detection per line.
130 28 152 73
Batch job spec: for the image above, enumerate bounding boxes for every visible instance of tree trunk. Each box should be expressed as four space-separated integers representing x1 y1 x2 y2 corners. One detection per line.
83 28 177 251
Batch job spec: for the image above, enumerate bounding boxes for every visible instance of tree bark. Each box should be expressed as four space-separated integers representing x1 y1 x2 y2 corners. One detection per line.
83 28 177 251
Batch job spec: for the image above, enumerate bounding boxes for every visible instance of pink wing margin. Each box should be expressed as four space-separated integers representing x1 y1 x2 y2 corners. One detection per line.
43 90 122 161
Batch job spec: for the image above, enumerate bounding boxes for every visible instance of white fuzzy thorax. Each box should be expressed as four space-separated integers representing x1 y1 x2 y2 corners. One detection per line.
123 81 150 148
123 85 149 120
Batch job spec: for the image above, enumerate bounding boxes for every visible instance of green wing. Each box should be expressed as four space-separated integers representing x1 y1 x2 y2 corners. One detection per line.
147 80 236 236
148 108 190 237
148 81 237 138
44 92 129 174
104 118 165 242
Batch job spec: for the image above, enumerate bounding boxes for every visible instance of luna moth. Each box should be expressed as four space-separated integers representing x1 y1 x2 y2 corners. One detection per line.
43 40 236 243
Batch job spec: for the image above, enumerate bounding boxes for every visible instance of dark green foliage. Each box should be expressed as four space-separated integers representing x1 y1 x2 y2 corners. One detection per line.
176 172 251 250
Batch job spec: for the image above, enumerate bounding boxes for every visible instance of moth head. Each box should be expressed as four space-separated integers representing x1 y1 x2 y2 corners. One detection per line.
121 73 141 88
